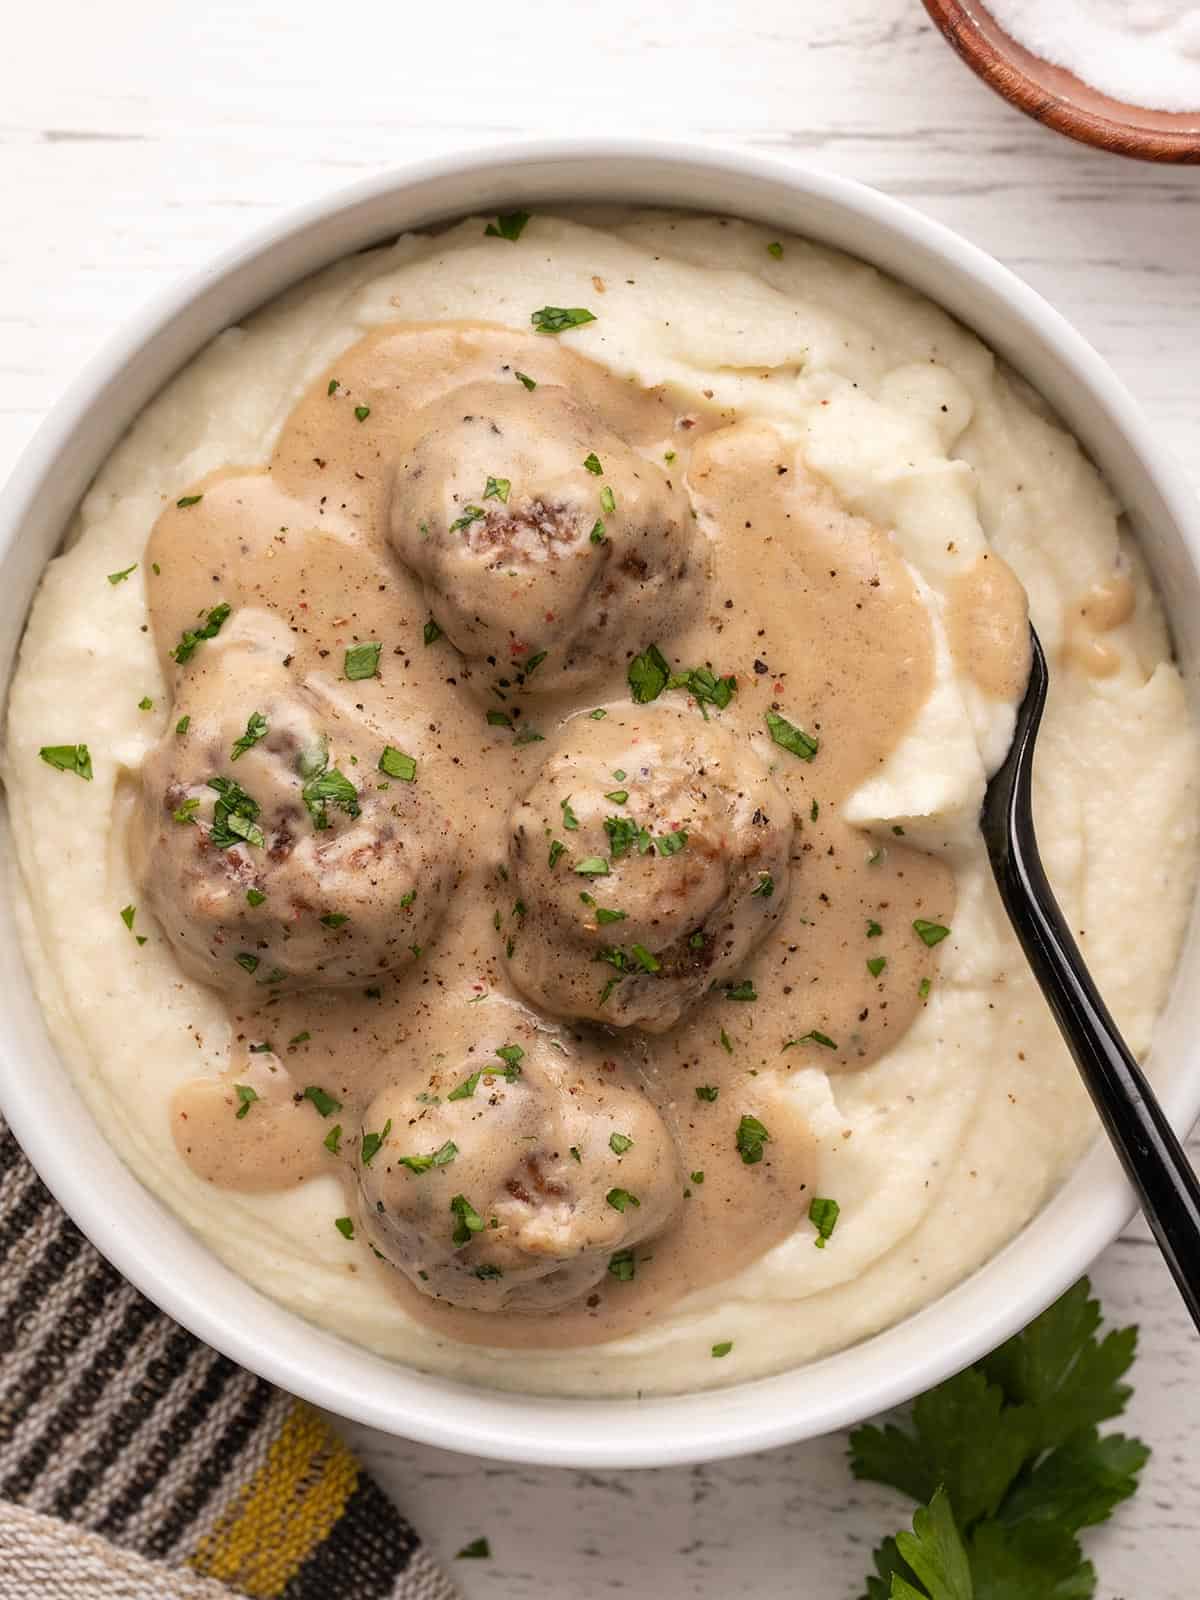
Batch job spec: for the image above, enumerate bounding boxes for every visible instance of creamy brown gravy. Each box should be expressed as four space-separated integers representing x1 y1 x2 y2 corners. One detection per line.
144 320 1024 1350
1067 572 1137 678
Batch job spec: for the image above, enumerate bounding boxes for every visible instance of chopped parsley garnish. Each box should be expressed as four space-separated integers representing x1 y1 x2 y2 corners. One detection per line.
456 1538 491 1560
583 452 603 475
867 919 883 938
398 1139 458 1175
589 708 607 720
360 1119 392 1166
327 379 339 395
627 642 670 703
914 918 951 947
513 726 545 745
474 1264 503 1281
629 944 660 973
39 743 93 781
246 887 266 906
656 830 688 857
695 1085 719 1103
450 1193 485 1246
300 751 360 831
668 665 737 713
609 1132 634 1155
531 305 597 334
608 1248 636 1281
334 1216 355 1239
605 1187 640 1213
486 709 512 729
767 240 784 259
423 617 442 646
604 814 651 858
736 1114 770 1165
234 1084 258 1119
548 838 565 869
447 1071 481 1102
515 371 537 391
119 905 136 931
765 709 818 761
137 697 153 711
720 1029 733 1054
751 873 774 898
809 1195 840 1248
495 1044 524 1071
483 475 511 503
589 519 607 545
231 711 268 761
175 715 190 736
173 797 200 824
725 980 757 1002
595 906 627 925
919 977 933 999
235 952 259 974
320 912 349 929
450 505 486 534
354 405 371 422
560 795 579 831
172 602 231 664
711 1341 734 1358
208 775 265 848
785 1030 837 1050
522 649 548 677
810 798 819 822
324 1124 342 1154
867 956 887 978
107 564 137 585
599 485 616 515
344 641 382 680
485 210 530 241
378 746 417 782
569 1145 582 1163
573 856 610 877
604 788 629 805
176 494 204 508
690 1170 705 1184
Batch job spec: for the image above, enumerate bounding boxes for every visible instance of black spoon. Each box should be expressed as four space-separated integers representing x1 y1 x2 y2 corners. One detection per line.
981 626 1200 1330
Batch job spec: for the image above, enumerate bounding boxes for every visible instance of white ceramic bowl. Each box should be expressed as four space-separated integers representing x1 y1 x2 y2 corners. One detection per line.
2 140 1198 1470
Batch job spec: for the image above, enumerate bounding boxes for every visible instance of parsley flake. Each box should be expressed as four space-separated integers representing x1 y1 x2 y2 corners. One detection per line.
765 709 818 761
736 1114 770 1165
914 919 951 947
39 744 93 781
107 564 137 585
360 1119 392 1166
483 475 511 503
809 1195 840 1247
379 746 417 782
302 1086 341 1118
450 1193 485 1246
234 1084 258 1119
531 305 597 334
344 641 381 680
628 642 670 703
231 711 268 761
172 602 231 664
605 1187 640 1213
485 210 530 241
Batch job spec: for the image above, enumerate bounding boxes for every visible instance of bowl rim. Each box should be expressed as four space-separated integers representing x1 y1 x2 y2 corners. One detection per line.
3 136 1199 1468
922 0 1200 162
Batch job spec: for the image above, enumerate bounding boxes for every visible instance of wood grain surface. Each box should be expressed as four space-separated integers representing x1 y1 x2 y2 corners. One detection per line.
4 2 1199 1595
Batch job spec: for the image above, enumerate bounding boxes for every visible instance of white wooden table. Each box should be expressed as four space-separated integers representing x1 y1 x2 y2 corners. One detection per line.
5 2 1199 1594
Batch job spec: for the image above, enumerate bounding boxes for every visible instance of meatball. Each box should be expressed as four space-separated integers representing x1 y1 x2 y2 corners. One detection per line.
133 641 455 996
387 380 699 691
503 704 793 1032
358 1015 683 1312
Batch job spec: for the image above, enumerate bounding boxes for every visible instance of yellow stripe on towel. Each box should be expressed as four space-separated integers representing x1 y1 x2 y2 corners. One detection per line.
189 1401 360 1596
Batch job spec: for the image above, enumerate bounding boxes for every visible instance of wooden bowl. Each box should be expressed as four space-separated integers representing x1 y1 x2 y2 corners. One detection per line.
923 0 1200 162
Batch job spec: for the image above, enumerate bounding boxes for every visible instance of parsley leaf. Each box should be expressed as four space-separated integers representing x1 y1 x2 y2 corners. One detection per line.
173 601 231 664
379 746 417 782
450 1193 485 1246
531 305 596 334
39 743 93 781
765 709 818 761
107 563 137 585
735 1114 769 1165
360 1119 391 1166
300 749 360 831
914 919 951 948
668 665 737 712
344 641 382 680
303 1085 341 1117
628 642 671 703
851 1278 1147 1600
231 711 268 761
809 1195 840 1247
485 210 530 241
207 776 265 849
892 1489 974 1600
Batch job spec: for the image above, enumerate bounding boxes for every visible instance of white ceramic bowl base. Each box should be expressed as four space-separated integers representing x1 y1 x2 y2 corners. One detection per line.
2 141 1198 1469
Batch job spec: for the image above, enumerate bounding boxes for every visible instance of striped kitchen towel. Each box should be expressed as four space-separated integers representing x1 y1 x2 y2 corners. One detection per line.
0 1118 458 1600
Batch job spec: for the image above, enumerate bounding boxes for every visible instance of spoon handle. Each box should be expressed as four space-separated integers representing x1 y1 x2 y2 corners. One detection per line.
987 678 1200 1331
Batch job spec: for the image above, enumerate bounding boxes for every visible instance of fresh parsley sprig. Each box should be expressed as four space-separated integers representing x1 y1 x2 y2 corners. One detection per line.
851 1277 1148 1599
